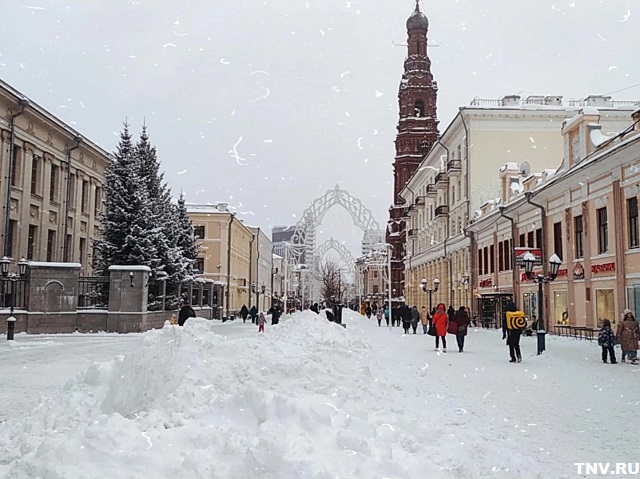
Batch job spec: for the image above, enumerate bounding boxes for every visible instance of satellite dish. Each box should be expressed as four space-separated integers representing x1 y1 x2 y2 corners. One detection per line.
520 161 531 177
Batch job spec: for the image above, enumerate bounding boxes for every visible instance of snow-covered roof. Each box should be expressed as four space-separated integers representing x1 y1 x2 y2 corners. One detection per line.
28 262 81 269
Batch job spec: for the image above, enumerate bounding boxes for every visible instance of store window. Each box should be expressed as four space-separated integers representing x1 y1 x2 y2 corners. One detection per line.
522 291 537 321
626 285 640 321
595 289 615 328
554 290 569 324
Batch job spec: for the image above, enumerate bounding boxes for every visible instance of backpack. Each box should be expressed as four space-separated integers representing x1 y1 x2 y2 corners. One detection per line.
505 311 527 330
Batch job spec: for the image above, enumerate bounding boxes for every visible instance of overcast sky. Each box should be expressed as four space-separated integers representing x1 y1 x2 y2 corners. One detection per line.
1 0 638 259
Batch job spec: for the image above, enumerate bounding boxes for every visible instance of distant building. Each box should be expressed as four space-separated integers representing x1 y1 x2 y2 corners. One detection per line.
271 225 295 258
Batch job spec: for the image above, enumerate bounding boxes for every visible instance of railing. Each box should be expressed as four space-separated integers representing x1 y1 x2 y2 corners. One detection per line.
0 277 28 309
434 172 448 185
78 276 109 309
447 160 462 173
408 228 418 238
425 184 437 196
435 205 449 217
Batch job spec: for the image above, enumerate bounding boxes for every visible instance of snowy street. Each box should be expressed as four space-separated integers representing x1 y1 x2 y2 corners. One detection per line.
0 310 638 478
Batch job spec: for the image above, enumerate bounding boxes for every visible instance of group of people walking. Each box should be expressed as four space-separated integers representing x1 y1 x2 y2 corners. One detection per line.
598 309 640 364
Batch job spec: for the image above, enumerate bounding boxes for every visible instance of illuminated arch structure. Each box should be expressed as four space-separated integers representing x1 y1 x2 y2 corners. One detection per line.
287 185 383 303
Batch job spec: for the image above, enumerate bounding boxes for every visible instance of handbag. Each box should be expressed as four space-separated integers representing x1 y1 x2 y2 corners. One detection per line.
427 324 437 336
447 321 458 335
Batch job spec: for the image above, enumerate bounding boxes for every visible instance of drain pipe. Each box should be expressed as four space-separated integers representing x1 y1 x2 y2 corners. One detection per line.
63 135 83 262
3 97 30 257
499 206 519 303
225 212 236 319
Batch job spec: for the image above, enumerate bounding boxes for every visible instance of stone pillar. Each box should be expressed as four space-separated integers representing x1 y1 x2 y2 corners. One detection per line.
107 265 150 333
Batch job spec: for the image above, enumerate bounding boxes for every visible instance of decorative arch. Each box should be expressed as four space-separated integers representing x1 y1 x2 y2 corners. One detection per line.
315 238 356 276
289 185 381 270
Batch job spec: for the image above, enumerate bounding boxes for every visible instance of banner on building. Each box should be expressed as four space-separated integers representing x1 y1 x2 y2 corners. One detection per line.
514 247 542 266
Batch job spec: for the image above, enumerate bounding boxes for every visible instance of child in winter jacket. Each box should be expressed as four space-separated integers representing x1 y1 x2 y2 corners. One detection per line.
258 312 265 333
597 319 617 364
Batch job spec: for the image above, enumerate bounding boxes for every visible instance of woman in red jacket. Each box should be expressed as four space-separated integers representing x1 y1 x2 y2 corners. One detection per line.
432 303 448 352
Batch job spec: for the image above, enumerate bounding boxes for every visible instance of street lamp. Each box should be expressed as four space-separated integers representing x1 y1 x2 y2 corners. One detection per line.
523 252 562 355
2 256 29 340
420 277 440 313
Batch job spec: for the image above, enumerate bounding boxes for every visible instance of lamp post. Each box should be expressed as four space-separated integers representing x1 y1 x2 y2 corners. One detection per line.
2 256 28 340
523 252 562 355
420 277 440 313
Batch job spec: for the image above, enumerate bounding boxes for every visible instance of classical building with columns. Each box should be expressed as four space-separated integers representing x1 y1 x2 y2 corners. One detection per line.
466 107 640 331
0 78 110 274
401 95 639 312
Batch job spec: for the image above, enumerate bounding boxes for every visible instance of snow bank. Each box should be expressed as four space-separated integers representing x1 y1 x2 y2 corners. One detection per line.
0 310 547 478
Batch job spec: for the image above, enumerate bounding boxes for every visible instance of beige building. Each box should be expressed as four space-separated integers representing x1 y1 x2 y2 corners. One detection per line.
401 94 639 313
0 79 109 274
248 226 274 312
466 107 640 331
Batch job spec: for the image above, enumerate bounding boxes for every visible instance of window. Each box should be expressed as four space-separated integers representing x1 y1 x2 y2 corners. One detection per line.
27 225 37 260
69 173 76 206
81 180 89 213
553 222 563 260
597 207 608 254
490 244 495 274
414 100 425 117
373 270 378 278
11 145 21 187
519 233 525 247
50 164 60 202
47 230 56 262
193 225 205 239
536 228 542 249
79 237 86 266
31 155 41 195
478 248 483 275
483 246 489 275
373 285 379 294
527 231 534 248
554 290 569 325
194 258 205 274
506 239 512 270
66 234 73 260
94 186 102 214
629 197 639 249
498 241 504 272
7 220 17 258
595 289 615 328
574 215 584 258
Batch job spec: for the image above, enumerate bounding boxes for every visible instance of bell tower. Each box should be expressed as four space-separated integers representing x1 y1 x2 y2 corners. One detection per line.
387 0 440 299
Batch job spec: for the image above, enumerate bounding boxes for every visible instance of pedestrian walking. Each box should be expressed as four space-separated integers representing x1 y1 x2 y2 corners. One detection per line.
401 304 412 334
376 307 383 327
411 306 420 334
420 306 430 334
453 306 470 352
597 319 617 364
383 304 390 326
240 304 249 323
178 302 196 326
258 312 266 332
617 309 640 364
249 305 258 324
432 303 448 352
503 301 525 363
268 304 282 325
365 304 372 318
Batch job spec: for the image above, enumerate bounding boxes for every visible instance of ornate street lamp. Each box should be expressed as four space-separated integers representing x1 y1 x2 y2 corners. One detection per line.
523 252 562 355
420 277 440 313
2 256 29 340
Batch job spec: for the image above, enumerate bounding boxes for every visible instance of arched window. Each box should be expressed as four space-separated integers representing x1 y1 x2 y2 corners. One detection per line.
414 100 425 117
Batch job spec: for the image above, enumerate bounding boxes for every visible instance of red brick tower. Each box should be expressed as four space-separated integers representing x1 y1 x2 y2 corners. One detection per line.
387 1 439 299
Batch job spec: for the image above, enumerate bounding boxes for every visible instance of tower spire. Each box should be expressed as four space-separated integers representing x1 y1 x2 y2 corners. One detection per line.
415 0 420 11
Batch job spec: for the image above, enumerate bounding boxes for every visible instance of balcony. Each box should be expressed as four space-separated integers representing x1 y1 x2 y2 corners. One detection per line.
415 195 426 207
425 184 437 197
435 172 448 188
447 159 462 175
435 205 449 218
408 228 418 239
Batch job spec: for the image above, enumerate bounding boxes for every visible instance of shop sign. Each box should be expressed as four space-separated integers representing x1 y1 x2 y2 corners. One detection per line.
514 247 542 266
479 278 493 288
573 263 584 280
591 262 615 274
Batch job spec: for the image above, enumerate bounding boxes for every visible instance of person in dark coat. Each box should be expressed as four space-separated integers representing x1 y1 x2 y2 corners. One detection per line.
249 305 258 323
365 305 372 318
178 302 196 326
617 309 639 364
240 304 249 323
310 303 319 314
598 319 617 364
268 305 282 325
502 301 522 363
447 305 456 324
392 305 400 327
453 306 470 352
410 306 420 334
401 304 412 334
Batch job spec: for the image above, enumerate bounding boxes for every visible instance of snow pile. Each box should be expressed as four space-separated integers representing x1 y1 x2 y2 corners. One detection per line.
0 310 547 478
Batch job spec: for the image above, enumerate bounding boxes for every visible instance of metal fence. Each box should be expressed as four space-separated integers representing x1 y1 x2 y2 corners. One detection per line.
78 276 109 309
0 277 28 309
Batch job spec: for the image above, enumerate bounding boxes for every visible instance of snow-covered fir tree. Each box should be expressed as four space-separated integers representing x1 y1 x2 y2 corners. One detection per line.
95 123 199 309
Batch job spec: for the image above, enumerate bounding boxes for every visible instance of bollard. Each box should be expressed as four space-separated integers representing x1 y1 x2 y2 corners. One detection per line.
6 315 16 341
537 330 546 355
